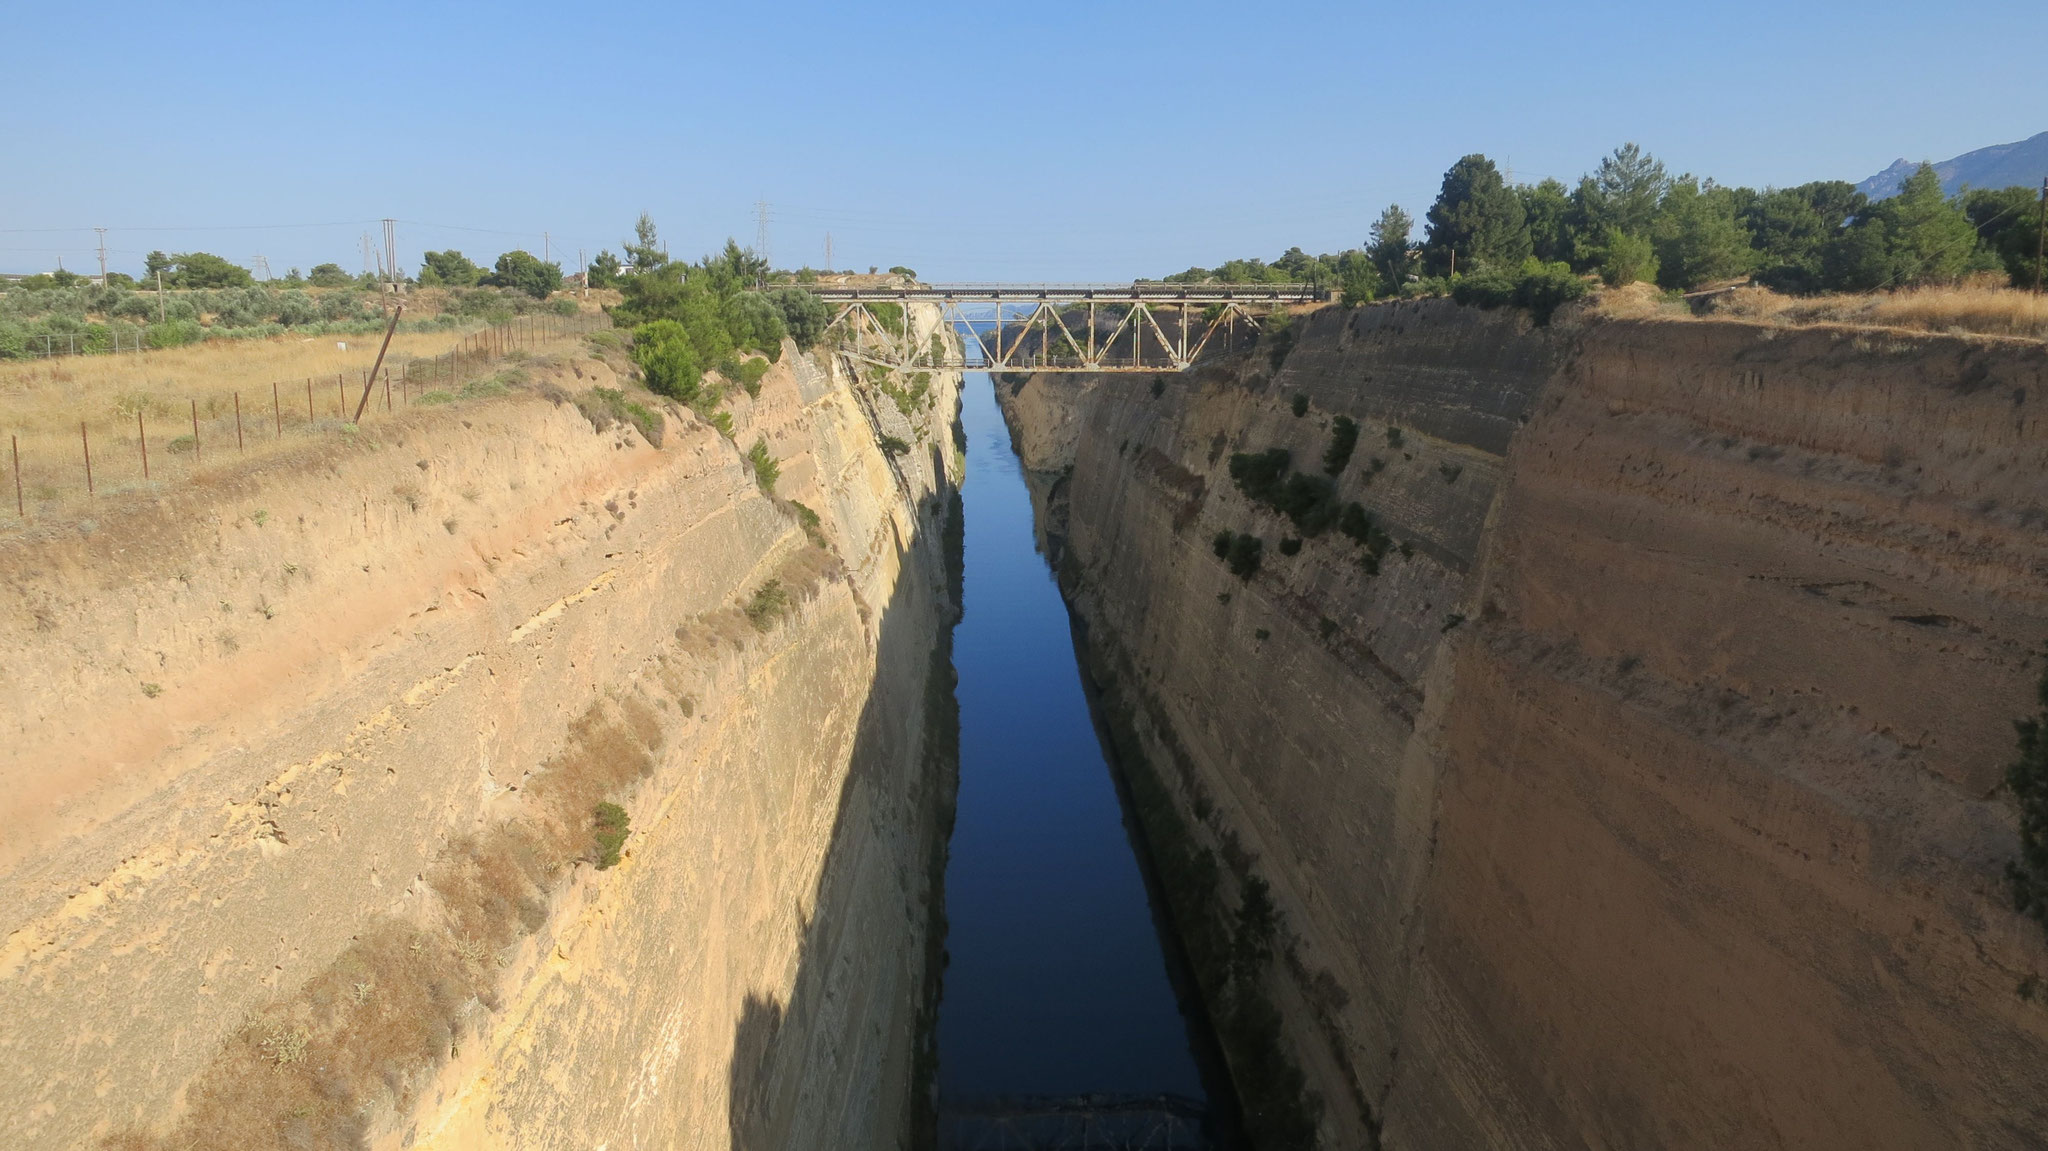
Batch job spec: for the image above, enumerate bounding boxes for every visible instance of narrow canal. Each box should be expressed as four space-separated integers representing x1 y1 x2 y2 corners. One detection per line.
936 370 1208 1116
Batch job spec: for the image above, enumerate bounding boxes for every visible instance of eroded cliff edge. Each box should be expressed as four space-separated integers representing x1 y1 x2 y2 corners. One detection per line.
1 318 963 1150
999 299 2048 1149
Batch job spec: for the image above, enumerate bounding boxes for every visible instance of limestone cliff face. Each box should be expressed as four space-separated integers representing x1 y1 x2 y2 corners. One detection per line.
0 326 962 1150
999 299 2048 1149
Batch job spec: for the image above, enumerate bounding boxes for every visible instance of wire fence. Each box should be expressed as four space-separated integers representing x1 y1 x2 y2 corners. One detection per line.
4 309 612 526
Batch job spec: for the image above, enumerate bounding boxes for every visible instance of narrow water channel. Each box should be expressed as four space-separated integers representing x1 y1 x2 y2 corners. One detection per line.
936 371 1205 1104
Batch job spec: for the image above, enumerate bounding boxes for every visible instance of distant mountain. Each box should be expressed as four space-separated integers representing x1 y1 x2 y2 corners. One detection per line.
1857 131 2048 199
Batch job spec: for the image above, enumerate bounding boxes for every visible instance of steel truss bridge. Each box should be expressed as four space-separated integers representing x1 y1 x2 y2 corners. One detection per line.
805 283 1327 374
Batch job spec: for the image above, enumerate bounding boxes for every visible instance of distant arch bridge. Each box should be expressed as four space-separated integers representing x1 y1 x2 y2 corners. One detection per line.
803 282 1327 374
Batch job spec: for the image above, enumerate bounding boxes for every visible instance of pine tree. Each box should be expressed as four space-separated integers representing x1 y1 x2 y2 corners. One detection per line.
1423 155 1531 275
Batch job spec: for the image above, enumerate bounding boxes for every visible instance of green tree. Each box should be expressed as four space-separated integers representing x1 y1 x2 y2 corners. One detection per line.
722 290 787 354
168 252 253 289
587 250 622 288
1824 163 1978 290
1424 154 1531 274
1367 204 1414 287
631 319 701 400
1653 178 1755 289
1590 227 1658 287
143 250 174 283
772 288 831 346
1961 186 2046 288
1742 181 1865 292
419 250 484 288
623 212 667 274
489 250 563 299
1517 178 1573 264
307 263 352 288
1570 144 1670 257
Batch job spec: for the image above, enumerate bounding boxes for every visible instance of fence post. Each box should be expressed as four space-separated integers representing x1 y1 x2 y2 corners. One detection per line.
337 374 344 419
138 411 149 480
12 434 22 517
235 392 244 452
274 380 282 437
307 378 315 424
81 422 93 495
191 400 201 467
384 368 391 411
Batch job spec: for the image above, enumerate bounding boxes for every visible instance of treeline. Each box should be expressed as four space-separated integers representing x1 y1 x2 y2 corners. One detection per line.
1167 143 2046 315
605 214 831 407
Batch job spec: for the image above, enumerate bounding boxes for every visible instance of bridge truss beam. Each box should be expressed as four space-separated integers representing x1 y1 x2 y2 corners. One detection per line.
827 297 1269 375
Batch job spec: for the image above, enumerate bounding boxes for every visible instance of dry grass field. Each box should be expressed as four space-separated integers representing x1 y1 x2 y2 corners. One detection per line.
0 314 606 527
1708 281 2048 339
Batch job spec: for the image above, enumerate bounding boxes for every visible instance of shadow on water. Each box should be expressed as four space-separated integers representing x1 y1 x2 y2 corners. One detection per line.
725 477 963 1151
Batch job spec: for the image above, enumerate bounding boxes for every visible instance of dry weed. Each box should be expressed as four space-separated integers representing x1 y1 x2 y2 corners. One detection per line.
1704 282 2048 340
109 698 665 1150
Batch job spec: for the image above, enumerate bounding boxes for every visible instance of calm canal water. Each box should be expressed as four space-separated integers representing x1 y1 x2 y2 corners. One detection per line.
936 371 1205 1100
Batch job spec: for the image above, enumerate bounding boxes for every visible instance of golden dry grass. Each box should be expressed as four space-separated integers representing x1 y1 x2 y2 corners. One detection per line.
0 317 604 522
107 697 663 1151
1699 282 2048 340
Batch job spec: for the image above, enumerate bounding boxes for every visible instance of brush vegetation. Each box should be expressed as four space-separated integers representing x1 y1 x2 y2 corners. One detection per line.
106 700 664 1151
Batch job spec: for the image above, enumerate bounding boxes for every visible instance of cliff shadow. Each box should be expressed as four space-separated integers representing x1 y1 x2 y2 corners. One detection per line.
727 486 962 1151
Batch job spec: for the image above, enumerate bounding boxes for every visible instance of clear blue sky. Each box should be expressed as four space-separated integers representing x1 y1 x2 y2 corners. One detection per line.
4 0 2041 281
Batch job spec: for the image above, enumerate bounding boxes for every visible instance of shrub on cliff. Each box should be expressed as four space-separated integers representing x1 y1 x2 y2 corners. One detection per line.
748 437 780 493
1322 416 1359 475
1225 533 1262 580
631 319 702 401
2005 654 2048 932
591 802 630 870
1229 448 1291 505
1451 257 1589 325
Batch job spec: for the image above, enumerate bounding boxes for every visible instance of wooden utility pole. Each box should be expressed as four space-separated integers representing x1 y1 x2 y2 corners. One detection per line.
156 269 166 323
351 305 405 424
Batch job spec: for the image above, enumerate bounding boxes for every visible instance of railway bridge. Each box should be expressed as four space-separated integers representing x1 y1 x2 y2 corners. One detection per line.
802 282 1327 374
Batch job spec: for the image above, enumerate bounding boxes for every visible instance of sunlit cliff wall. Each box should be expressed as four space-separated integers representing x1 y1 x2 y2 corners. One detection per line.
1001 299 2048 1148
0 316 963 1150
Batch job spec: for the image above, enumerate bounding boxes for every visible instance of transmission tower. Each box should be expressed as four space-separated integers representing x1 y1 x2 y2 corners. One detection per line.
94 227 107 284
252 254 272 281
382 219 398 294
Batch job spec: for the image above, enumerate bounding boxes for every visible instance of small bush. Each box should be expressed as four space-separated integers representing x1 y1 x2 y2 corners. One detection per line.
416 389 455 405
2006 653 2048 932
1150 377 1165 399
744 579 791 631
549 297 580 317
1451 257 1591 325
1228 448 1291 505
1385 425 1404 449
1278 537 1302 556
1212 530 1234 559
1322 416 1358 475
1290 393 1309 417
1439 461 1463 484
879 434 911 458
748 438 780 492
591 802 630 869
1225 533 1263 580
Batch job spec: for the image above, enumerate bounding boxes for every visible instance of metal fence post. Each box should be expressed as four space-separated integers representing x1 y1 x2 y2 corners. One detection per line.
81 422 93 495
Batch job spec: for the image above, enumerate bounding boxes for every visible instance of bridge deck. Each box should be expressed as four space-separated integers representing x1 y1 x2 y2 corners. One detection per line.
799 282 1327 304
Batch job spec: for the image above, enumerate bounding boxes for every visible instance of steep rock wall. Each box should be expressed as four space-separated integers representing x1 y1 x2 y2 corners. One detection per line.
1000 299 2048 1149
0 329 962 1150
